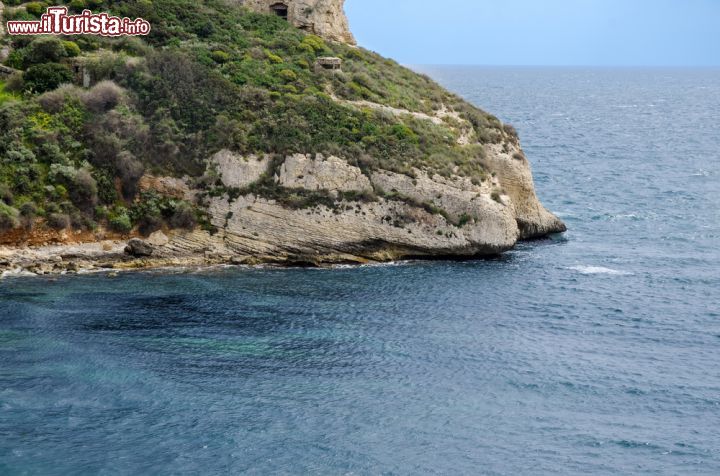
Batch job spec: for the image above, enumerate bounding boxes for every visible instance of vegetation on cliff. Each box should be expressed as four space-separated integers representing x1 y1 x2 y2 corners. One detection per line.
0 0 516 240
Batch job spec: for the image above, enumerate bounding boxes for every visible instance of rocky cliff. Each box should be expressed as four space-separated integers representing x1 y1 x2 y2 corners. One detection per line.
0 0 565 275
157 140 564 265
242 0 355 44
1 142 565 273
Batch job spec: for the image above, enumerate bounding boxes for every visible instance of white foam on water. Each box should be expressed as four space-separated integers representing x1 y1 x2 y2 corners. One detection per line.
0 268 38 279
567 265 633 276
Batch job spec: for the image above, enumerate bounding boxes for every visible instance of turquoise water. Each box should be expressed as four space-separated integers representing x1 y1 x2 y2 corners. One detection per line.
2 68 720 474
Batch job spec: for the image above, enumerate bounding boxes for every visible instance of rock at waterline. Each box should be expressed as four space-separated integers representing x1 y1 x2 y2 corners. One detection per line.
124 239 153 257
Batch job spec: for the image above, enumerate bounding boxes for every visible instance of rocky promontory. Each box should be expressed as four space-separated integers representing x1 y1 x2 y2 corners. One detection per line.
0 0 564 277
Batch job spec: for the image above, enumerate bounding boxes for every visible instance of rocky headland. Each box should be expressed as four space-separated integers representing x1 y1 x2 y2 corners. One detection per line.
0 0 564 277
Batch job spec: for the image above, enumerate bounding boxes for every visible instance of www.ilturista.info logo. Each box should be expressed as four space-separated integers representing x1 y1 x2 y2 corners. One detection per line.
6 7 150 36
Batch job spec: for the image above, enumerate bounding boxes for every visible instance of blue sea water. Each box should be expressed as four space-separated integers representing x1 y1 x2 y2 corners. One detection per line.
1 68 720 475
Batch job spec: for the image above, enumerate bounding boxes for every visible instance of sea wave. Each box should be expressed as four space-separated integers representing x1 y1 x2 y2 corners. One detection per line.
567 265 633 276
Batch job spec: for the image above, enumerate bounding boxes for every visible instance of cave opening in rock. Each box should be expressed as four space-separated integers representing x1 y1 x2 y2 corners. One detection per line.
270 3 289 20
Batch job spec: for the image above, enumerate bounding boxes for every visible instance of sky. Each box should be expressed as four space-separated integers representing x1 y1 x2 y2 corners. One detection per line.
345 0 720 66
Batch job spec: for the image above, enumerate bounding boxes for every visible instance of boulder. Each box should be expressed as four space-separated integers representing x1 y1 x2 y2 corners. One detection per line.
146 230 169 247
124 238 153 257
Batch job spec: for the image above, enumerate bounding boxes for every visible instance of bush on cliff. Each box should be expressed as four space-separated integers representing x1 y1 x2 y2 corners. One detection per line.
24 63 74 93
0 203 20 233
47 213 70 230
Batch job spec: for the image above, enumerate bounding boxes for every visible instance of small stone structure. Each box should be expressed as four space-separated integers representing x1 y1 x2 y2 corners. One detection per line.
66 59 92 88
314 56 342 73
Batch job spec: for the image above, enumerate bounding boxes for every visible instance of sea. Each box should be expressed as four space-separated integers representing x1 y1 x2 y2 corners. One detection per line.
1 67 719 474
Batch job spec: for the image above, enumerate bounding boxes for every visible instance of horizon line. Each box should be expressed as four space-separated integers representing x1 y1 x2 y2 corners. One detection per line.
406 64 720 69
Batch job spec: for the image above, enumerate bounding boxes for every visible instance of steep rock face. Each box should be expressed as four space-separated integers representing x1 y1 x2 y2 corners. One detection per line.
149 150 562 264
241 0 355 44
483 143 567 239
0 147 565 271
278 153 372 192
211 150 272 188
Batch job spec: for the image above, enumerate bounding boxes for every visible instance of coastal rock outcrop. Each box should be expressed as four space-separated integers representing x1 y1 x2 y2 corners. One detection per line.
0 0 566 274
483 143 567 239
136 146 564 265
240 0 355 44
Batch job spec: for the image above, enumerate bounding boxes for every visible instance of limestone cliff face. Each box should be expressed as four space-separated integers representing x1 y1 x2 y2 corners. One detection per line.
483 144 566 240
241 0 355 44
147 148 565 265
0 146 565 272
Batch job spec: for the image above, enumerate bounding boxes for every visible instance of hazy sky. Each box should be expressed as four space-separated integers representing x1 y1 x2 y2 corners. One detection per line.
345 0 720 66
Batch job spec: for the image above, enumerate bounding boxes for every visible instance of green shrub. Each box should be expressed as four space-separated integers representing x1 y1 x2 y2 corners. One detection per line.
68 0 86 13
47 213 70 230
24 2 46 17
108 209 133 233
114 37 149 56
24 63 73 93
1 75 24 99
266 51 284 64
300 35 326 53
0 184 14 205
168 202 196 230
62 41 82 58
0 203 20 233
211 50 230 64
82 81 124 113
24 37 67 65
279 69 297 82
68 169 99 210
19 202 38 229
457 213 472 227
137 213 162 236
5 50 25 70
